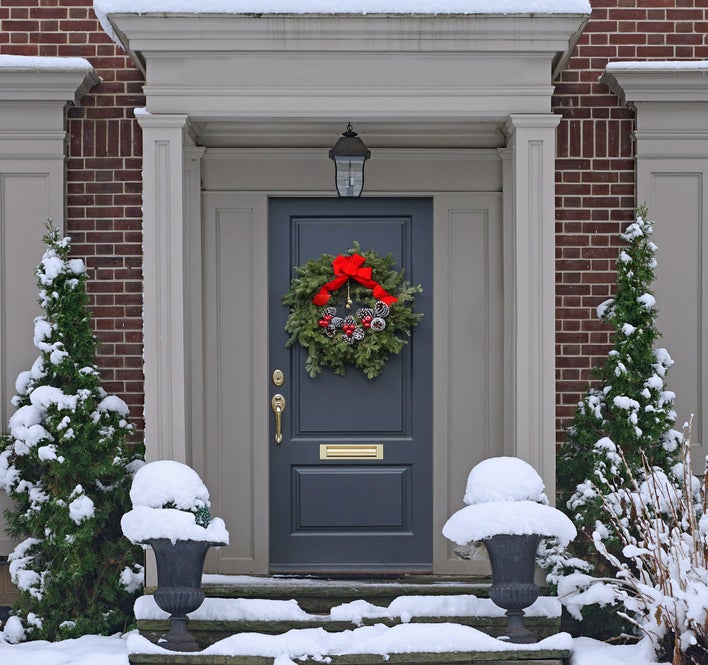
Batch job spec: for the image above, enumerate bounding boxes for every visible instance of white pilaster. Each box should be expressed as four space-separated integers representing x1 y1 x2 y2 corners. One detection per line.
136 112 196 464
503 114 560 501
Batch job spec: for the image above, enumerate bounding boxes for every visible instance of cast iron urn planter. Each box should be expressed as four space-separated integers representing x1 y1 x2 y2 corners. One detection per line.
484 533 542 644
148 538 218 652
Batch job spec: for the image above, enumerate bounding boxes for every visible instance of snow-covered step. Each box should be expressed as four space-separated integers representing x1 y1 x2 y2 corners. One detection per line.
129 647 572 665
197 574 493 613
135 593 563 649
128 622 573 665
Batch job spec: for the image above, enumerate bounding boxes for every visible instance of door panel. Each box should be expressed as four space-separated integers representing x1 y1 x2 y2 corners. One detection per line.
293 466 410 530
269 197 432 572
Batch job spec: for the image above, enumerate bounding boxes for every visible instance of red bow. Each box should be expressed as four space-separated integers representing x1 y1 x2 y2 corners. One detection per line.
312 253 398 307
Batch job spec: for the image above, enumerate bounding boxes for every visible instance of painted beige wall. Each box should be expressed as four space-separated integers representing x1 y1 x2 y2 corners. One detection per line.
0 61 98 556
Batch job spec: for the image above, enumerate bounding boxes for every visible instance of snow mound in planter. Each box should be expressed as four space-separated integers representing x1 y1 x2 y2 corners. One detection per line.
122 506 229 545
443 501 577 548
464 456 548 505
121 460 229 545
129 459 210 511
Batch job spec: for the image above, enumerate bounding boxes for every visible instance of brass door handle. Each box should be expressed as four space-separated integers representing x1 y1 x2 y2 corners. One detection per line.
271 394 286 444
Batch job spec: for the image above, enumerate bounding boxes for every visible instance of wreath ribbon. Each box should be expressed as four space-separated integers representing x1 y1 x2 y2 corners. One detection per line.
312 253 398 306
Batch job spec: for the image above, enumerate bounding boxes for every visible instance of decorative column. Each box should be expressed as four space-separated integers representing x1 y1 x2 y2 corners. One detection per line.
136 112 198 464
502 114 560 501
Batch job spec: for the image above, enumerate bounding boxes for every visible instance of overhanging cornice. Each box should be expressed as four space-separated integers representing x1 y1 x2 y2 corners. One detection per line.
107 13 588 72
0 62 99 105
102 12 588 125
601 63 708 105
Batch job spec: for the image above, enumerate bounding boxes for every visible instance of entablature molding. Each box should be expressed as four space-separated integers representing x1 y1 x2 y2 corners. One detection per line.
0 58 98 147
103 12 587 123
601 62 708 158
601 63 708 106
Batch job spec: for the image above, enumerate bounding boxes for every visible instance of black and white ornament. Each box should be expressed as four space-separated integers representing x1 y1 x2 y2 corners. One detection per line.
318 300 391 345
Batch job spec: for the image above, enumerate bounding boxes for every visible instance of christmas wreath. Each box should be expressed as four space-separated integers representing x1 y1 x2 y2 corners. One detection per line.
283 242 423 379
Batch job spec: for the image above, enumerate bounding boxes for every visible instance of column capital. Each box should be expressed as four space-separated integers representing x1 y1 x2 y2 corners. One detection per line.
505 113 562 134
135 109 189 128
135 110 197 145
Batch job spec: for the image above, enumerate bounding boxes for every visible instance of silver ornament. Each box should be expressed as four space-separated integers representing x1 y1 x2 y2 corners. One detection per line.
374 301 390 318
371 317 386 331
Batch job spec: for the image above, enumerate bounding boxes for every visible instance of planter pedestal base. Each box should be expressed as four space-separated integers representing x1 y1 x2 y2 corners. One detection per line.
502 608 537 644
484 534 542 644
149 539 216 652
154 586 205 652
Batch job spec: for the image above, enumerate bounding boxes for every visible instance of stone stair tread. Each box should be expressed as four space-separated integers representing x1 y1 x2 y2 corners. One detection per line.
137 616 560 648
133 577 567 663
197 575 493 604
129 649 571 665
138 615 557 630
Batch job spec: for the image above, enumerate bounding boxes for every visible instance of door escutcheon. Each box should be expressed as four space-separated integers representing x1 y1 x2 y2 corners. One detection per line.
271 394 286 444
272 369 285 387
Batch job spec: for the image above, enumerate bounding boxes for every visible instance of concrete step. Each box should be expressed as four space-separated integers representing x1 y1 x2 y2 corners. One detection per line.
129 650 571 665
196 575 493 613
137 614 561 649
131 576 568 665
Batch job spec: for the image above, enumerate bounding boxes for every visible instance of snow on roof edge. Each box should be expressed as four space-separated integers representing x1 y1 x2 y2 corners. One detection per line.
93 0 591 47
606 60 708 71
93 0 591 16
0 55 94 71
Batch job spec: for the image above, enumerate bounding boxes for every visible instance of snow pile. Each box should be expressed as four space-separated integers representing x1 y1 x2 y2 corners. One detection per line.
443 456 576 548
121 460 229 544
444 500 576 547
67 485 95 524
136 596 316 622
134 593 561 622
328 594 560 623
0 632 675 664
127 623 573 658
463 456 548 505
128 459 210 511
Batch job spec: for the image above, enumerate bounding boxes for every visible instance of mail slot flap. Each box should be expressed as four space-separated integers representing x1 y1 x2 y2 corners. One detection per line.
319 444 383 460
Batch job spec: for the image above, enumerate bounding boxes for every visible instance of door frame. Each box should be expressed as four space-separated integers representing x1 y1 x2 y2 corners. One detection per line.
198 149 507 575
108 8 578 584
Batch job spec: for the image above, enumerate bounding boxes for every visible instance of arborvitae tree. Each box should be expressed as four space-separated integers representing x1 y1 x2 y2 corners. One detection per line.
0 225 144 641
557 208 682 568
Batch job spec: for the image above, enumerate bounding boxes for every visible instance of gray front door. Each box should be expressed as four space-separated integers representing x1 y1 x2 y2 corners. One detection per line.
268 197 433 572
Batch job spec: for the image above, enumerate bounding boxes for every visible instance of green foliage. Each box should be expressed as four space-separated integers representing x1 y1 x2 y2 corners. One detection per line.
556 207 682 577
282 242 423 379
0 224 144 641
161 501 212 528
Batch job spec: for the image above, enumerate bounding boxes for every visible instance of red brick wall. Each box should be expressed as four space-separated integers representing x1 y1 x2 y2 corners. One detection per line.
0 0 145 435
553 0 708 442
2 0 706 448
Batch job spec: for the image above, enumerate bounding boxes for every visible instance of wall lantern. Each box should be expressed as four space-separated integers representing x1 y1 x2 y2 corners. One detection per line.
329 123 371 197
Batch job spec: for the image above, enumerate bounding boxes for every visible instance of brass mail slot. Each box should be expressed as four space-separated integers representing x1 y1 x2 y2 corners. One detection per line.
319 444 384 460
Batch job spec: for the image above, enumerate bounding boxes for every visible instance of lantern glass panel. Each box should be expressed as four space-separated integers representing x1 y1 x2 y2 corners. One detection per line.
334 156 365 197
